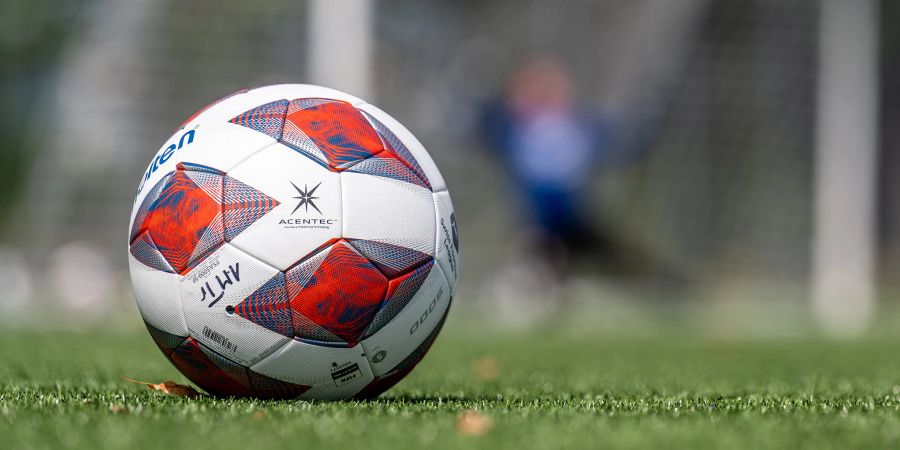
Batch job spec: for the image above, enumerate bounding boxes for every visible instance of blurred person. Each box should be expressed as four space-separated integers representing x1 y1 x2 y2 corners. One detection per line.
480 58 641 321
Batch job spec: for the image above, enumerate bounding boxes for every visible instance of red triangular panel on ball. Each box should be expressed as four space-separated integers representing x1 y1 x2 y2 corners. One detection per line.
287 242 388 344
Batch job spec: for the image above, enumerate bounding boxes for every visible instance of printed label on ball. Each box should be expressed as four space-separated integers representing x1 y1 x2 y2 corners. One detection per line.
186 253 221 284
136 128 196 196
202 326 238 354
278 218 338 229
186 253 242 309
409 287 443 335
278 180 340 230
440 218 458 279
197 263 240 308
330 361 362 387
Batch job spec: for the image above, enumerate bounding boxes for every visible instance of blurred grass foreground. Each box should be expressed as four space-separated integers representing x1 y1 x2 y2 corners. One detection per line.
5 324 900 449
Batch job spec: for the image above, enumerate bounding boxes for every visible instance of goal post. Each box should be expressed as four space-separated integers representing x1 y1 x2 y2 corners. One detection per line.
307 0 374 101
812 0 879 335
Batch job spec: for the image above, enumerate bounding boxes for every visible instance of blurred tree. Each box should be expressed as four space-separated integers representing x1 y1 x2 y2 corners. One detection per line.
0 0 80 229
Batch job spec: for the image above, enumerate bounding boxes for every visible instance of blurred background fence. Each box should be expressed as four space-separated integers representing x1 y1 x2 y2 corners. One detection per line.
0 0 897 335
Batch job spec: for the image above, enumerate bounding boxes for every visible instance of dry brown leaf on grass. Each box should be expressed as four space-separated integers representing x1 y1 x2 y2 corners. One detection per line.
471 356 501 381
122 377 203 398
456 410 493 436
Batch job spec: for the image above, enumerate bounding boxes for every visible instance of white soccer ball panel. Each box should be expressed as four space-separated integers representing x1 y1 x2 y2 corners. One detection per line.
250 340 374 400
227 144 342 271
180 243 289 367
177 122 278 173
356 102 447 192
434 190 459 296
341 171 436 256
361 264 450 377
129 253 187 337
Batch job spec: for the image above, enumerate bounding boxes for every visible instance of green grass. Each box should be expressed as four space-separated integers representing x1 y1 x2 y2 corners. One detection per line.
4 323 900 449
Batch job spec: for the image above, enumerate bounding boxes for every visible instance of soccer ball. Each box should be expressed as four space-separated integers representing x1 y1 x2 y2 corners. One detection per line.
128 84 458 400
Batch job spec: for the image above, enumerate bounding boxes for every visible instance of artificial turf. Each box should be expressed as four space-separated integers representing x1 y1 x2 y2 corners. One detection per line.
3 322 900 449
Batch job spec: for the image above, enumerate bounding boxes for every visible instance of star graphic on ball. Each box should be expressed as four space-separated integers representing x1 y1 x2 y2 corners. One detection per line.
290 181 322 215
